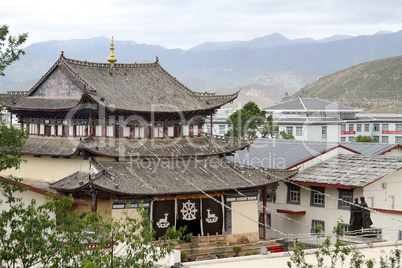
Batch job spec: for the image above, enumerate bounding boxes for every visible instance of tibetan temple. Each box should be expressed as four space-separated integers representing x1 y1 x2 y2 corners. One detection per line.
0 39 297 242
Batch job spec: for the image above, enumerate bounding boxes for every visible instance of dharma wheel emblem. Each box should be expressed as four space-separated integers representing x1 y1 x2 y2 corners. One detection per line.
181 200 198 220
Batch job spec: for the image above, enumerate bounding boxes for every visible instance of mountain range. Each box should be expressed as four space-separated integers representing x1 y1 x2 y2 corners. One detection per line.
1 31 402 107
293 55 402 113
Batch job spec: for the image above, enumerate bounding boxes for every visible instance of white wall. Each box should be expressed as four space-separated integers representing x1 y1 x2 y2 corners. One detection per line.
265 181 364 243
0 155 90 182
231 201 258 234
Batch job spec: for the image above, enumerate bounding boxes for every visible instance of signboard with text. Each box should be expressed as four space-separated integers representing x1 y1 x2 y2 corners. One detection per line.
341 131 356 135
382 131 402 135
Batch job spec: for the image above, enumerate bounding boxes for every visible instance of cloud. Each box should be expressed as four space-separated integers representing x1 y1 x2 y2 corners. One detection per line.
2 0 402 49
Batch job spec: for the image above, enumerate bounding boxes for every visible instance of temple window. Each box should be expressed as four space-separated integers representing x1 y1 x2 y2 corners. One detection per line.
50 124 55 136
95 125 102 137
139 127 145 138
39 124 45 135
57 125 63 136
183 125 189 136
123 126 130 138
68 125 74 136
168 126 174 137
106 125 114 137
193 125 199 136
29 123 38 134
76 125 87 137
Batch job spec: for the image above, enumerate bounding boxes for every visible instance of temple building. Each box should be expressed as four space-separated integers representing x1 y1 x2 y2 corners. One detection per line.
0 39 297 242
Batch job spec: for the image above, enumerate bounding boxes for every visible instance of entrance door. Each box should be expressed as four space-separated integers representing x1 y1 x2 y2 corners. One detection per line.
176 219 201 237
259 213 265 239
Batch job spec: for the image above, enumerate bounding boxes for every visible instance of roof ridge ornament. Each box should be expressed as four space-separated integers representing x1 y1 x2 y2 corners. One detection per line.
107 37 117 70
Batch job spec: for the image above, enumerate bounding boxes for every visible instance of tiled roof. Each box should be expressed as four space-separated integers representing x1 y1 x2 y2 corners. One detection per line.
227 139 339 169
80 135 252 158
18 135 251 158
9 98 81 110
293 154 402 187
22 136 80 156
0 94 27 106
264 98 358 112
50 158 298 195
340 142 401 155
8 57 238 113
228 139 401 170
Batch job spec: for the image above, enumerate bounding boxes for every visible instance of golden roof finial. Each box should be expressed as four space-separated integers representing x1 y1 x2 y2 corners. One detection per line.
107 37 117 70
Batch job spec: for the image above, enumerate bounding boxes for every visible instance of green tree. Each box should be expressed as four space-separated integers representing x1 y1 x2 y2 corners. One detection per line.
225 101 274 139
279 130 295 140
0 25 28 76
354 135 378 143
0 178 67 267
0 181 180 268
0 122 29 171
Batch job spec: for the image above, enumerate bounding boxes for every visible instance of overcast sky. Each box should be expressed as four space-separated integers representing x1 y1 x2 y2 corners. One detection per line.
3 0 402 50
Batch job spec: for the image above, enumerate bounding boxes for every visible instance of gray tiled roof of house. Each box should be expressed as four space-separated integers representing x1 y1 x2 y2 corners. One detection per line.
19 135 252 158
227 139 339 169
80 135 252 158
340 142 401 155
227 139 401 170
264 98 359 112
50 158 298 195
293 154 402 187
22 136 80 156
7 57 238 113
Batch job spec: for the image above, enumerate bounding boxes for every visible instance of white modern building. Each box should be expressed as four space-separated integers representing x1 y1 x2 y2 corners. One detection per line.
202 108 237 136
263 98 402 144
229 139 402 243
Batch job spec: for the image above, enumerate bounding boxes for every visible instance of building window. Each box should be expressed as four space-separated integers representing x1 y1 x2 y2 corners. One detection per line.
364 124 370 132
287 184 300 204
396 124 402 131
57 125 63 136
168 126 174 137
296 127 303 136
348 124 354 132
29 123 38 134
310 187 325 207
259 185 273 203
219 125 225 135
373 136 379 142
322 126 327 139
95 125 102 137
286 126 293 135
76 125 86 137
311 220 325 237
382 136 389 143
382 124 389 132
338 223 350 233
338 190 353 210
267 214 271 228
341 137 346 142
341 124 346 132
356 124 362 132
396 136 402 144
348 136 354 142
39 124 45 135
373 124 380 132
